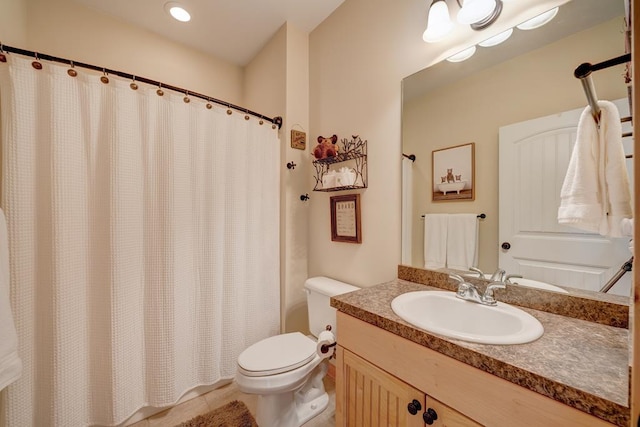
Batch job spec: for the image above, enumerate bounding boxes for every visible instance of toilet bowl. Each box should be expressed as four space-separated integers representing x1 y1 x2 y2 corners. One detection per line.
235 276 359 427
236 332 329 427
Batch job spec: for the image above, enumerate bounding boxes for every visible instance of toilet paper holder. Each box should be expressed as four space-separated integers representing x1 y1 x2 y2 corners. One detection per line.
320 325 337 354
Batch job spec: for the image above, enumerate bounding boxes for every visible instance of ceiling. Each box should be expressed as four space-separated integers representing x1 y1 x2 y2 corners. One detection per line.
73 0 345 66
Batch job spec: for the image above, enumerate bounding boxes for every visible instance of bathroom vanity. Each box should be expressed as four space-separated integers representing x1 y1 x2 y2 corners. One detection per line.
331 267 629 427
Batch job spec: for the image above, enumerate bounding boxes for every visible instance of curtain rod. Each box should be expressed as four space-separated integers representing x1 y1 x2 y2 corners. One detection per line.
421 213 486 219
0 43 283 129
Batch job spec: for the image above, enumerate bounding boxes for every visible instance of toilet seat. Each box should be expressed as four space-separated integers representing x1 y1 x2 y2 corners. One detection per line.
238 332 317 377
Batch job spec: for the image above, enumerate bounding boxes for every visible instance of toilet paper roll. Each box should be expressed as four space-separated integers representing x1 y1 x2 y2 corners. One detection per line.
316 330 336 359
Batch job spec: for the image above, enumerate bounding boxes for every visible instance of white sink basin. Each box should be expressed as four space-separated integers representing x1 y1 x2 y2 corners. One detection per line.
462 273 568 294
391 291 544 345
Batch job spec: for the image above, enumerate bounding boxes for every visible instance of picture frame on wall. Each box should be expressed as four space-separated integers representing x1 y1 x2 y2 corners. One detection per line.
432 142 475 202
330 194 362 243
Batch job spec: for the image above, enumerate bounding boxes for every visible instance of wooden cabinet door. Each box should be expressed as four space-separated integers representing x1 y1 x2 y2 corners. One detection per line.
426 396 482 427
337 347 425 427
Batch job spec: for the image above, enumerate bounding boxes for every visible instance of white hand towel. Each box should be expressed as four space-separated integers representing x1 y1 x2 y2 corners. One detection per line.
446 214 479 271
424 214 448 269
558 101 632 237
0 209 21 390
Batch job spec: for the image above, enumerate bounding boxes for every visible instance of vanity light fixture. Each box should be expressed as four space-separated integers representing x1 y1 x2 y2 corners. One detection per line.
423 0 454 43
446 45 477 62
478 27 513 47
164 2 191 22
457 0 496 25
423 0 503 43
516 7 558 30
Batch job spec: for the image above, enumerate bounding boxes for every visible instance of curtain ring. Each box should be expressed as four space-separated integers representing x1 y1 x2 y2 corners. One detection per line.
67 60 77 77
206 97 212 110
130 76 138 90
183 90 190 103
32 52 42 70
156 83 164 96
226 104 233 115
100 68 109 84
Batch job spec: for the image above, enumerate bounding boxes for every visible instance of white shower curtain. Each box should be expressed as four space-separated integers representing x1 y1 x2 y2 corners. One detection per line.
0 55 280 426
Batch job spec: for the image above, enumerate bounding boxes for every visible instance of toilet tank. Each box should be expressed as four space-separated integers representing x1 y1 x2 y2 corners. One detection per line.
304 276 359 338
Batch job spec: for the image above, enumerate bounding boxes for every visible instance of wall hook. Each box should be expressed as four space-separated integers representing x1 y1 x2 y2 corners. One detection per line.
300 193 310 201
287 161 297 170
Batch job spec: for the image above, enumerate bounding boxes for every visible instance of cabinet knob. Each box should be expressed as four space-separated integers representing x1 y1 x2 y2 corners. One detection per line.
501 241 511 250
407 399 422 415
423 408 438 425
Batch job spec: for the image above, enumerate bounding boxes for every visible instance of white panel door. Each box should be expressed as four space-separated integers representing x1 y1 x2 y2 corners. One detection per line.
499 99 633 295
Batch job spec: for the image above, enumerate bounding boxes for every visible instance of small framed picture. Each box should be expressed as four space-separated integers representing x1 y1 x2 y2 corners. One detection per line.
330 194 362 243
432 142 475 202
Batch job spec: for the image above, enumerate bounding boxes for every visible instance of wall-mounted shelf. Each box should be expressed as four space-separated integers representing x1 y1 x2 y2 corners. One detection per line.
313 136 367 192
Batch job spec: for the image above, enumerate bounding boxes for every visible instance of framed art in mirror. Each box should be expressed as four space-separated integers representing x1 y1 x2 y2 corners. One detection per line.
330 194 362 243
432 142 475 202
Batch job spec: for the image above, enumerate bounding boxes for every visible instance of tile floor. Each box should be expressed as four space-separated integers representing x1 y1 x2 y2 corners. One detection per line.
129 376 335 427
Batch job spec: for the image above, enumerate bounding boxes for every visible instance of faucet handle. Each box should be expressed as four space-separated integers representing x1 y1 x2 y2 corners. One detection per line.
482 281 506 306
468 267 485 278
449 274 465 284
489 268 506 282
505 274 523 284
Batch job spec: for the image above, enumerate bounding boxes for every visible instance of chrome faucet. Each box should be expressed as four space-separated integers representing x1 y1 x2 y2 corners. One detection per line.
489 268 506 282
468 266 485 278
505 274 523 284
449 274 506 306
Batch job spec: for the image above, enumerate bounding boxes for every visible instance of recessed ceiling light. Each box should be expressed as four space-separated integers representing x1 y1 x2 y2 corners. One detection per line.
516 7 558 31
478 28 513 47
446 46 477 63
165 2 191 22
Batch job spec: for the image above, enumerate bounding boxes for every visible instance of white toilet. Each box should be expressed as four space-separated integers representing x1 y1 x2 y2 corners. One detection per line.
235 276 358 427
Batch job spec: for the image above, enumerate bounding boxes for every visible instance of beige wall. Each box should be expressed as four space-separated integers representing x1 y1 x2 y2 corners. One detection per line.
0 0 27 46
244 23 311 334
403 18 627 272
22 0 243 104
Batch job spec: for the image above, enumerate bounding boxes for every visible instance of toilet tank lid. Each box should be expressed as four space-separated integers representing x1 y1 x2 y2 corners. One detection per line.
304 276 359 297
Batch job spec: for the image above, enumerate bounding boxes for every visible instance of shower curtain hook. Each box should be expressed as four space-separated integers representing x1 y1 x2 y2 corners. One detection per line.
130 75 138 90
226 104 233 115
206 97 212 110
100 68 109 84
32 52 42 70
67 60 77 77
0 43 6 63
244 108 250 121
156 82 164 96
259 115 264 125
183 90 190 103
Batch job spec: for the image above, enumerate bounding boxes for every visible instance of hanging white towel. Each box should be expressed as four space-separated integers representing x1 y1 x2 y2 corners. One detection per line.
558 101 632 237
446 214 479 271
0 209 21 390
424 214 448 269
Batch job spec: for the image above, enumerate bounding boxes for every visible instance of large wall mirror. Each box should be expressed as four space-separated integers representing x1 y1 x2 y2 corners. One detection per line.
402 0 632 299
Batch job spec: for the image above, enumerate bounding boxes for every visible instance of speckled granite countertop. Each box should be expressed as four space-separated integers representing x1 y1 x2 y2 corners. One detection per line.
331 279 630 426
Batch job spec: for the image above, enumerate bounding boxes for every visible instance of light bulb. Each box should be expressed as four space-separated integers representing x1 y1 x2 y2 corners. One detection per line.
165 2 191 22
446 46 477 62
516 7 558 30
423 0 454 43
457 0 496 25
478 28 513 47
